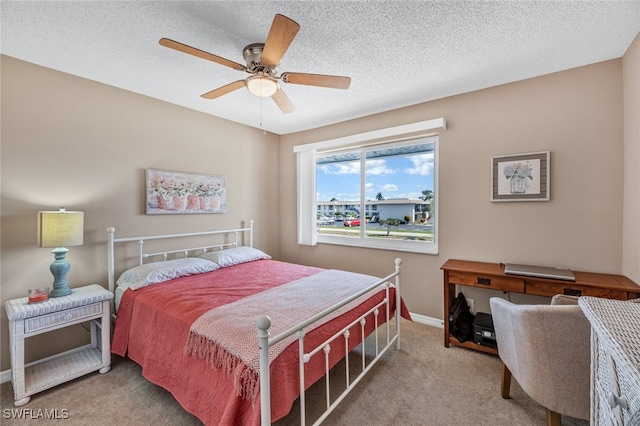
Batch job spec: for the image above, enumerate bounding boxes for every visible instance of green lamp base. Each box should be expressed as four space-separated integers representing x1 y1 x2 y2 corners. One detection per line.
49 247 73 297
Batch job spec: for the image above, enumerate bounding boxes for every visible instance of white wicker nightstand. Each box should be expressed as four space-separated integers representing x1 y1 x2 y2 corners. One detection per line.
4 284 113 406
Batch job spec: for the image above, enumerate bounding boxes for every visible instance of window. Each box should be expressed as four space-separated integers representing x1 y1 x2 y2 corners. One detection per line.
295 118 444 254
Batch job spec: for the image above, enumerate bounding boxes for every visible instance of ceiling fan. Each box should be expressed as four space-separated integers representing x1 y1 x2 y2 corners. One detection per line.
159 14 351 114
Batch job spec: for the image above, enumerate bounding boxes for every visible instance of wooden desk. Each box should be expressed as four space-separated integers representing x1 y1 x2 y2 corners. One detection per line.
441 259 640 355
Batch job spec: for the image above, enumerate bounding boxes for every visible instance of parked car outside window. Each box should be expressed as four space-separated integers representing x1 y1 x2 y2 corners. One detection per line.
317 216 335 225
343 217 361 227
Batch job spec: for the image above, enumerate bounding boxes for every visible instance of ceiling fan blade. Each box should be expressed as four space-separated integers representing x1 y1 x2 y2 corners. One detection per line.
159 38 247 71
271 88 296 114
201 80 246 99
261 14 300 67
281 72 351 89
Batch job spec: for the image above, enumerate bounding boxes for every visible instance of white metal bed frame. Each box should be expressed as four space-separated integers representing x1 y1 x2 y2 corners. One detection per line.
106 221 402 425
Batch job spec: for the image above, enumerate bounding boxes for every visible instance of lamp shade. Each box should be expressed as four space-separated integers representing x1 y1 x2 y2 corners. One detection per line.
37 210 84 248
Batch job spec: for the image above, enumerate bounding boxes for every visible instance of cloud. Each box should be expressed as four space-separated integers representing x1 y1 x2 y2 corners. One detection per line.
320 159 397 176
403 153 434 176
319 162 360 175
400 192 422 199
366 159 395 176
382 184 398 192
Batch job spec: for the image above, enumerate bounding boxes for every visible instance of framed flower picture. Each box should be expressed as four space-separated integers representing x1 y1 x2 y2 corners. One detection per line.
146 169 226 214
491 151 550 202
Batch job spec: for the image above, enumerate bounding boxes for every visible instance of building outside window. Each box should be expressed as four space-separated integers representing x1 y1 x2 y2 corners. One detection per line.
295 118 444 254
315 136 437 253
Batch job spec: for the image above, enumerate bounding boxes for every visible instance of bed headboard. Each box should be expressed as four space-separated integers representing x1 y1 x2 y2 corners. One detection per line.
107 220 254 295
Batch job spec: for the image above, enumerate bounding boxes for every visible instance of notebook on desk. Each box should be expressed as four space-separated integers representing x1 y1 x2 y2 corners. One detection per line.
504 263 576 281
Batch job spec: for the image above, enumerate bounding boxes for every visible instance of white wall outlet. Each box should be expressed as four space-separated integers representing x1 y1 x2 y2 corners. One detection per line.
467 298 475 314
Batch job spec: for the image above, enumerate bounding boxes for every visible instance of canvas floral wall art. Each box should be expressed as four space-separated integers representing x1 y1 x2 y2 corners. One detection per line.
146 169 226 214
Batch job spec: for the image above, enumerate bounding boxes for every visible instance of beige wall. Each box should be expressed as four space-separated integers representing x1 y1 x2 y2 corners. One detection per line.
623 33 640 282
280 58 628 319
0 56 281 371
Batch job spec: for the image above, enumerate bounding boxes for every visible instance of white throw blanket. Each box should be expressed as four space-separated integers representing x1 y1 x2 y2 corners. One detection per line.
185 269 385 401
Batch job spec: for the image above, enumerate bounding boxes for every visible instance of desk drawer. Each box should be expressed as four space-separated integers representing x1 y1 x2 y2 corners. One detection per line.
525 281 628 299
25 303 103 333
448 271 524 292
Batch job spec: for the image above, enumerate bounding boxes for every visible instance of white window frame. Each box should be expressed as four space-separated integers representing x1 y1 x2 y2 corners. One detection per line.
294 118 445 254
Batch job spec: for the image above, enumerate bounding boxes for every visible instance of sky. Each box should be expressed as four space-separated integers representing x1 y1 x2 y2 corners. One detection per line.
316 152 435 202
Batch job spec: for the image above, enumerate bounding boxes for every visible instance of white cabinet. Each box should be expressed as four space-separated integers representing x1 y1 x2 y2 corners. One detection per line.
579 297 640 425
4 284 113 406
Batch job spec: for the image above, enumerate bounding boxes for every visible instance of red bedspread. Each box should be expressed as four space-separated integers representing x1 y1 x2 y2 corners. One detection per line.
112 259 409 425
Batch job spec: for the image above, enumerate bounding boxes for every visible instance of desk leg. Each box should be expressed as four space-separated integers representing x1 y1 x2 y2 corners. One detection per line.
443 270 453 348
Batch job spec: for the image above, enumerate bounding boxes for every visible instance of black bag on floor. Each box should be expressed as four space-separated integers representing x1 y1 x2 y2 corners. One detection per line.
449 293 475 343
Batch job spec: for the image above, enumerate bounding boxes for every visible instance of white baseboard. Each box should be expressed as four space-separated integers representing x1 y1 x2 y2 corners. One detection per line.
1 368 11 384
409 312 444 329
1 369 11 384
1 312 444 385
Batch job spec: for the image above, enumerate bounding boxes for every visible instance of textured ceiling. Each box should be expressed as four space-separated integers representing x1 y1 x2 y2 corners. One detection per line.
1 1 639 135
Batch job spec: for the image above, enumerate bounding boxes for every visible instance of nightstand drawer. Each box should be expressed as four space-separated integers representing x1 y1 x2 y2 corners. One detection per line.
25 302 103 333
580 297 640 426
606 352 640 425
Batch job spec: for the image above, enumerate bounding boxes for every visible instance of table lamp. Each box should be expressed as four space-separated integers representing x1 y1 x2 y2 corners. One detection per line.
37 208 84 297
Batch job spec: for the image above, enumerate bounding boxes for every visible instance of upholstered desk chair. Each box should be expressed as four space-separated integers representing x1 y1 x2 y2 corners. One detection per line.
489 296 591 426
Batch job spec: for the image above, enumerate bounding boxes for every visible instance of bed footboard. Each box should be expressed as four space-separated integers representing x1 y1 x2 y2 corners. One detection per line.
258 258 402 426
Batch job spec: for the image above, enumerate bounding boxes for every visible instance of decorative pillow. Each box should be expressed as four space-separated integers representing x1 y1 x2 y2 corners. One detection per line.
116 257 220 290
198 246 271 268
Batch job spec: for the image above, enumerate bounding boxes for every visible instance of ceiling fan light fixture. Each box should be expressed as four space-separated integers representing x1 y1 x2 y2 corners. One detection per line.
246 75 279 97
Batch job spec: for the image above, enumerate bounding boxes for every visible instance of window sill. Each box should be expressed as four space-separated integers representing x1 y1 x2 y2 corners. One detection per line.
316 234 438 255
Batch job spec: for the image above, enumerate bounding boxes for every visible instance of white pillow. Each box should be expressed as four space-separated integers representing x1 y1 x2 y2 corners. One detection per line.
116 258 220 290
198 246 271 268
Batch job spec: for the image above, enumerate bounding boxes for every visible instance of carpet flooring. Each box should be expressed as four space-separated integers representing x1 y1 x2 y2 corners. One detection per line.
0 320 589 425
